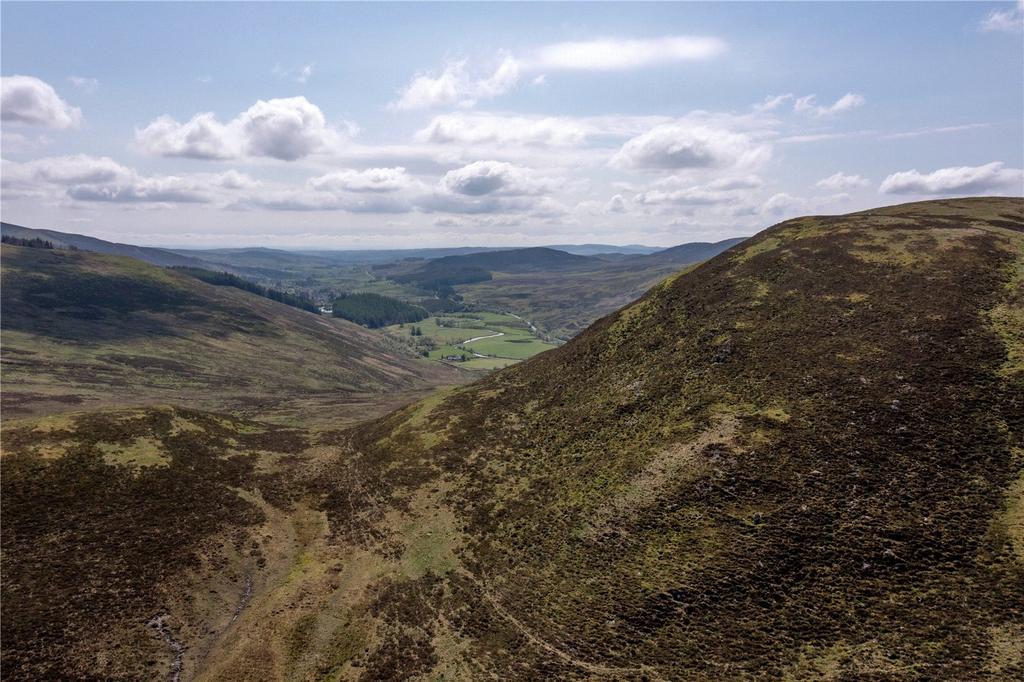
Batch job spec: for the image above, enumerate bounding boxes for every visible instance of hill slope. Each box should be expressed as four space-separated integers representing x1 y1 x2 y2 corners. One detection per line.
301 197 1022 679
1 221 213 269
1 244 457 420
419 246 597 273
636 236 748 266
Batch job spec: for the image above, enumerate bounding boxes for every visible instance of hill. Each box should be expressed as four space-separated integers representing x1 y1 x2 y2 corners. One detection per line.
636 236 748 266
306 196 1022 679
424 246 597 272
457 238 748 339
386 246 597 292
0 221 213 269
287 197 1020 679
0 244 458 421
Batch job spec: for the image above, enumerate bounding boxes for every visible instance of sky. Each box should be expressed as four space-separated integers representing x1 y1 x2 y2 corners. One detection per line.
1 1 1022 249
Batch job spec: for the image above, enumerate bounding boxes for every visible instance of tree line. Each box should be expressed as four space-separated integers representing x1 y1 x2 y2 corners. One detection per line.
2 235 59 249
171 267 321 314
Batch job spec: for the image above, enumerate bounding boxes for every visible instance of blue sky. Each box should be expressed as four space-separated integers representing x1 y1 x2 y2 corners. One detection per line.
2 1 1021 248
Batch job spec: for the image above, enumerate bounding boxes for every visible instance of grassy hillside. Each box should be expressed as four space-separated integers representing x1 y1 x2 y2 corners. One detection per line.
3 198 1021 681
0 244 458 421
0 221 214 269
293 197 1021 679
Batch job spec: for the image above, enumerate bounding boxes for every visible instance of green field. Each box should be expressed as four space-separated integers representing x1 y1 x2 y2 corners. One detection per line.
386 311 559 369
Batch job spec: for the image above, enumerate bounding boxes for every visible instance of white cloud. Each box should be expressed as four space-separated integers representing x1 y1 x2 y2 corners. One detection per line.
704 175 764 191
68 76 99 94
754 93 793 112
879 123 990 140
762 192 805 217
272 62 315 84
1 154 258 205
794 93 865 117
237 192 412 213
135 96 346 161
392 61 468 110
816 172 870 191
308 167 413 193
215 170 261 190
1 75 82 128
417 112 591 147
605 194 627 213
980 1 1023 32
391 57 521 110
528 36 726 71
440 160 552 197
3 154 130 187
611 124 771 172
136 113 237 160
879 162 1024 195
475 55 520 98
392 35 725 110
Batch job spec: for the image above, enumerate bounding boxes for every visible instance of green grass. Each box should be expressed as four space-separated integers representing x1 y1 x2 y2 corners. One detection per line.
390 312 559 369
463 335 555 359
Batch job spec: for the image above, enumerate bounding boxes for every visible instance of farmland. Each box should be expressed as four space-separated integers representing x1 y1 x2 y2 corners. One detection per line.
384 311 560 371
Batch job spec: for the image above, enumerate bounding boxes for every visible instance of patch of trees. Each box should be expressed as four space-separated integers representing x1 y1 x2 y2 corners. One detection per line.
2 235 57 249
172 267 320 314
332 293 427 328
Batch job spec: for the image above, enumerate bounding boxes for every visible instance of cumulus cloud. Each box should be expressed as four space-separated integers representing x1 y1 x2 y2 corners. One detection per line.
391 57 521 110
3 154 129 188
528 36 726 71
611 124 771 172
1 75 82 128
794 93 865 117
135 97 346 161
417 113 591 147
980 1 1023 32
816 172 870 191
1 154 257 204
308 167 413 193
441 160 553 197
605 194 627 213
879 162 1024 195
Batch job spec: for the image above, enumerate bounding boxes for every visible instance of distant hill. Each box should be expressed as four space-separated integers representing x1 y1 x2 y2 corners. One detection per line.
452 238 748 339
545 243 659 256
636 237 748 266
0 222 213 269
0 244 456 418
420 246 597 273
385 246 596 292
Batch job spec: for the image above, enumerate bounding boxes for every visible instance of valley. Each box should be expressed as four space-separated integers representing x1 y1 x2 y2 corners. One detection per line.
2 198 1022 680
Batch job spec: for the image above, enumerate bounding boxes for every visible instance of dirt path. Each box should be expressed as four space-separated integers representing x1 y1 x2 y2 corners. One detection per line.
462 331 504 344
459 569 665 680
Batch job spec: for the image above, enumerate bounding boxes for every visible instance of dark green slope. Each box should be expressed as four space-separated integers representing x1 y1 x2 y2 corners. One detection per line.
324 197 1024 679
1 244 457 418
